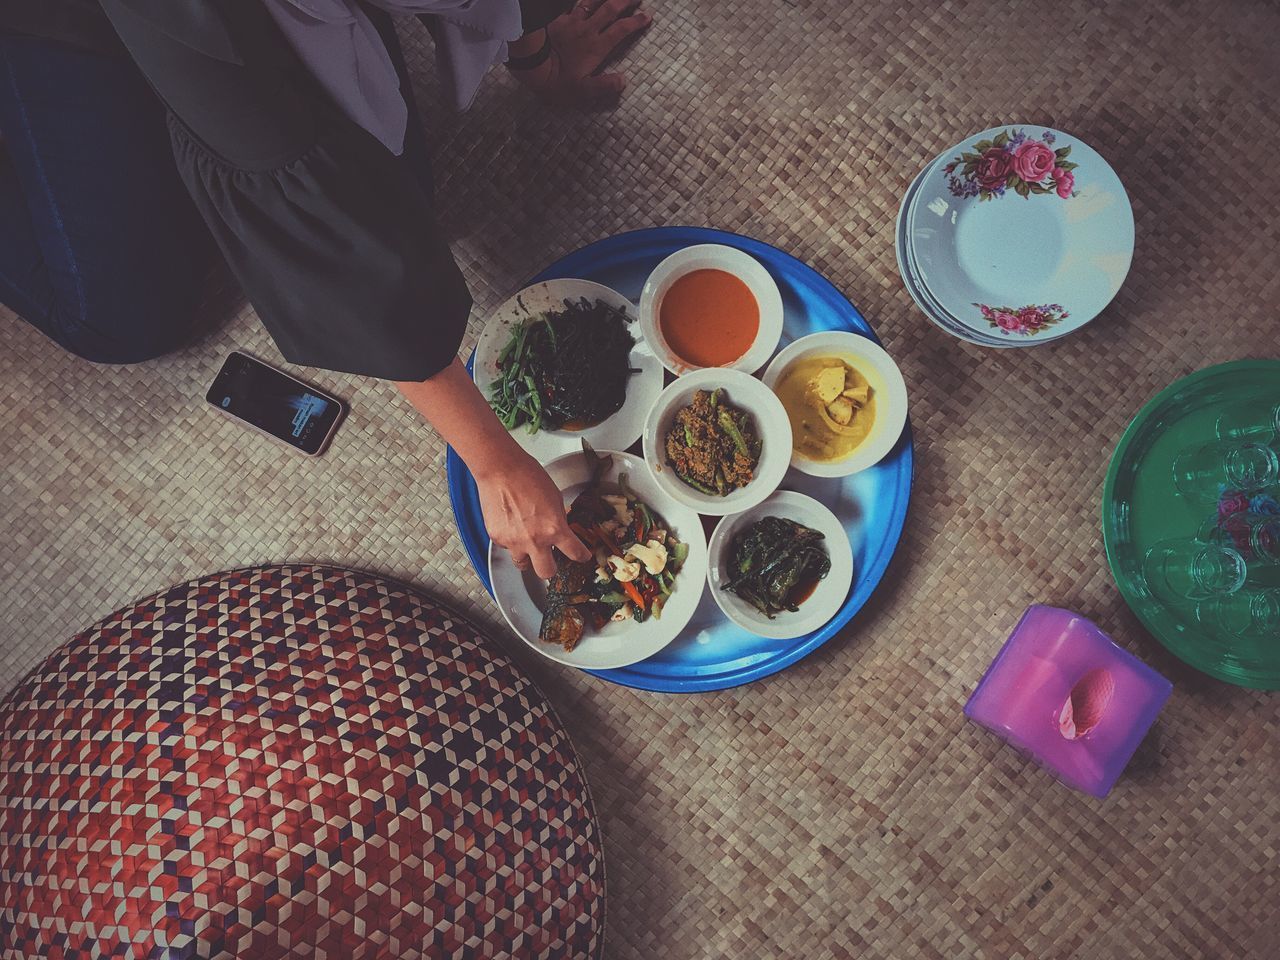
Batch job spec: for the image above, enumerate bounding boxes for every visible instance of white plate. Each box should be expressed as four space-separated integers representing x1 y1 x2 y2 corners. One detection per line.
707 491 854 640
760 331 908 477
641 368 792 517
907 125 1134 344
473 279 665 462
488 448 708 671
638 244 784 376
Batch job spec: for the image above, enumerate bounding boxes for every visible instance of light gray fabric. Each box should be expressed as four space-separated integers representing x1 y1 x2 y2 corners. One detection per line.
262 0 522 153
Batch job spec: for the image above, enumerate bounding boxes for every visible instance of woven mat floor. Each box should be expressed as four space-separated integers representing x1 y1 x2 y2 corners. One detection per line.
3 1 1279 957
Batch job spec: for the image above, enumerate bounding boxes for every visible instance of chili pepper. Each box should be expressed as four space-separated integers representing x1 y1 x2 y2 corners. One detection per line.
717 408 750 457
675 469 717 496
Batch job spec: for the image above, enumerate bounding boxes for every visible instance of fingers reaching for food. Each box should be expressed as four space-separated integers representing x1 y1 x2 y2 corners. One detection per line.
475 449 589 577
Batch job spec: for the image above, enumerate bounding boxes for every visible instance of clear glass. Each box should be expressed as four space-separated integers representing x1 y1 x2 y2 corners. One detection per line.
1142 537 1247 604
1215 400 1280 444
1195 513 1236 545
1171 440 1279 502
1245 514 1280 565
1195 589 1280 638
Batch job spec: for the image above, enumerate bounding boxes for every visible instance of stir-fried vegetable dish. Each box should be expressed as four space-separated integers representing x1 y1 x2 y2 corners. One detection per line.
722 516 831 617
663 388 761 496
540 444 690 651
490 297 637 433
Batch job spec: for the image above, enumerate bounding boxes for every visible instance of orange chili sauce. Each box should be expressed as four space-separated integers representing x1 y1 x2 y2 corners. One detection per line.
659 269 760 367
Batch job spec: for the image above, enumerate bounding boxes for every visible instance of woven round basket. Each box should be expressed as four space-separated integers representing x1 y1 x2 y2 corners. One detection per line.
0 565 605 960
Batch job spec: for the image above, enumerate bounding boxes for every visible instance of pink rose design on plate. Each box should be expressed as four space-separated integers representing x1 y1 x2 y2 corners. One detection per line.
1012 140 1056 183
974 302 1070 336
946 128 1078 201
1053 166 1075 198
1017 307 1044 329
974 146 1014 191
993 311 1021 332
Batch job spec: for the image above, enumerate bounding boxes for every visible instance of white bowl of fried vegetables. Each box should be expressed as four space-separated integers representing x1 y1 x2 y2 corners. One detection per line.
641 368 792 517
488 443 708 670
707 490 854 640
474 279 665 464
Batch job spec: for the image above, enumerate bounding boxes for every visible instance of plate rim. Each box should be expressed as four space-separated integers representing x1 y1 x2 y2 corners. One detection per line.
447 225 915 692
896 153 1013 348
1101 358 1280 690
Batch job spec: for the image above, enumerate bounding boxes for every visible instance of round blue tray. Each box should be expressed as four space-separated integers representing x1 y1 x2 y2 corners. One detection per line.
447 226 914 692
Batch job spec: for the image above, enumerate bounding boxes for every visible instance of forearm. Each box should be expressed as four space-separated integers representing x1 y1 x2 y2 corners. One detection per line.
399 356 590 574
396 357 523 480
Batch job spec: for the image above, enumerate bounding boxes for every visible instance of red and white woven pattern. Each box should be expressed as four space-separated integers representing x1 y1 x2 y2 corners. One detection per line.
0 565 605 960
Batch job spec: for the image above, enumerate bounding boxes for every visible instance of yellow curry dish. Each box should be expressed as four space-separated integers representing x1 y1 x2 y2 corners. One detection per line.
773 356 877 462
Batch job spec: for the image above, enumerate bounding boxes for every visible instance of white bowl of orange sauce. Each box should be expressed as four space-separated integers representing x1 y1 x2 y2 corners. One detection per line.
638 244 784 376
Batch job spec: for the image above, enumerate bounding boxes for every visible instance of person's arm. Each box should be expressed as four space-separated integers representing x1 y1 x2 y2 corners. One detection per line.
397 359 590 577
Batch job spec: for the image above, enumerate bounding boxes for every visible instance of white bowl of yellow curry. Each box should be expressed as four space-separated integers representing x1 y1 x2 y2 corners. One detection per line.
762 332 908 477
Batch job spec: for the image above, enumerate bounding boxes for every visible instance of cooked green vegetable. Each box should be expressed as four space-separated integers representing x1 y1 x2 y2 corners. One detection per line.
722 516 831 617
490 297 637 433
664 388 762 496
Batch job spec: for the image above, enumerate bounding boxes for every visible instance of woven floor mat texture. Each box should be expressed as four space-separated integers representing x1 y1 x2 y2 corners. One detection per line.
3 2 1279 957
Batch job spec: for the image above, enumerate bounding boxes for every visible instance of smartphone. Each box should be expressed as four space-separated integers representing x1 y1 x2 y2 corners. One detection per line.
206 352 346 456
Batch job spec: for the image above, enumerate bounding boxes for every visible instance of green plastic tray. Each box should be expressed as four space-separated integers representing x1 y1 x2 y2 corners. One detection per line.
1103 359 1280 690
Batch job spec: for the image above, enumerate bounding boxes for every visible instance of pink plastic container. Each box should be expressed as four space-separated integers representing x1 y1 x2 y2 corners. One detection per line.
964 605 1172 798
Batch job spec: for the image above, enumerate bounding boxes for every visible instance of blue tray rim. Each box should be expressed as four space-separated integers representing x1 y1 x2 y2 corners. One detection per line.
447 225 915 692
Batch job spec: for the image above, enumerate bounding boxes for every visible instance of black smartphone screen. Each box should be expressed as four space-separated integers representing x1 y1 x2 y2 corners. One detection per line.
206 352 345 455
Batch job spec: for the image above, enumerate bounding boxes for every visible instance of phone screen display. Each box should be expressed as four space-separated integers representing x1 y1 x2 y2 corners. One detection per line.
206 352 344 454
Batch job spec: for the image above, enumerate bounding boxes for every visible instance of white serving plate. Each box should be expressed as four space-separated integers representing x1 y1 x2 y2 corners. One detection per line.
906 125 1134 344
760 331 908 477
637 244 784 376
488 448 708 670
473 279 664 462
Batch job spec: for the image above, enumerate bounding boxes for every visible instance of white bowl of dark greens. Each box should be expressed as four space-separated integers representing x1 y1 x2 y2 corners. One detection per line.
706 490 854 640
474 279 665 463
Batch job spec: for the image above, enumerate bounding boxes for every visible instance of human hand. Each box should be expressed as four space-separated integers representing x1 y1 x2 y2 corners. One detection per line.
476 450 592 578
507 0 652 108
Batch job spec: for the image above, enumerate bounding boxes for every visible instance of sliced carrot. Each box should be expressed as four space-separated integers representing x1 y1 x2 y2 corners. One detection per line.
621 579 646 611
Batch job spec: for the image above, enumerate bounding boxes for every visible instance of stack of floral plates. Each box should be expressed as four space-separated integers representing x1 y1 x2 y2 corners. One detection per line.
896 125 1135 347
